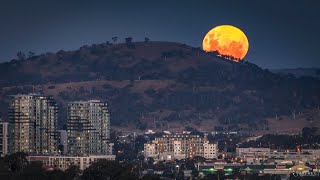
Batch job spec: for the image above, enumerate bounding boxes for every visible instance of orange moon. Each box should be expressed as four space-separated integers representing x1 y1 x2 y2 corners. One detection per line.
202 25 249 61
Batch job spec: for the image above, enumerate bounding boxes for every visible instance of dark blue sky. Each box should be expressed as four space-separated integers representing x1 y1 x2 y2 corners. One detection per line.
0 0 319 68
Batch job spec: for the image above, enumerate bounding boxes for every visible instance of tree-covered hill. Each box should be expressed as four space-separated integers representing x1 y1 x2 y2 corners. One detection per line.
0 41 319 131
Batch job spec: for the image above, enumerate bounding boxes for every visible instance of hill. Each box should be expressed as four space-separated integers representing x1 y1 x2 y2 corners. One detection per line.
0 41 319 132
272 68 320 79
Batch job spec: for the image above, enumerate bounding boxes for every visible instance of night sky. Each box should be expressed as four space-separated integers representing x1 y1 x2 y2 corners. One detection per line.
0 0 319 69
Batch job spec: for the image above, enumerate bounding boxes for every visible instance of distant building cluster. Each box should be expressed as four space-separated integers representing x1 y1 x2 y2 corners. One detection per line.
0 93 115 169
236 147 320 164
144 133 217 161
2 93 320 178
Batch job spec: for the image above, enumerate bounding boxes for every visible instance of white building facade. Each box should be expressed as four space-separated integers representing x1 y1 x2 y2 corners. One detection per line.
236 148 270 163
203 141 217 159
144 133 217 161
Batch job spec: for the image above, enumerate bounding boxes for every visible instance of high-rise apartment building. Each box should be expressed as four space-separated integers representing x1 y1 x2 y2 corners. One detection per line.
67 100 112 156
57 130 68 155
8 94 58 155
144 133 217 161
0 121 8 157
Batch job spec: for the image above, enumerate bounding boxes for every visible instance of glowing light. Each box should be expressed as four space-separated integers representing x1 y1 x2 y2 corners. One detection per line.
209 168 217 172
202 25 249 61
224 168 233 171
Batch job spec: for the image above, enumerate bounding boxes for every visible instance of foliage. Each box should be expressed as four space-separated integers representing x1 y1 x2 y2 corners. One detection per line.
112 37 118 43
4 152 29 174
191 169 199 178
0 157 10 179
0 153 83 180
0 42 320 128
64 165 81 180
125 37 133 44
241 128 320 149
18 161 45 180
125 37 134 48
45 169 65 180
141 174 160 180
81 159 137 180
16 51 26 60
27 51 35 58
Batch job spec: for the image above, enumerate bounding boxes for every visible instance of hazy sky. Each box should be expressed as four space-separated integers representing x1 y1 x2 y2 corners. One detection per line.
0 0 319 68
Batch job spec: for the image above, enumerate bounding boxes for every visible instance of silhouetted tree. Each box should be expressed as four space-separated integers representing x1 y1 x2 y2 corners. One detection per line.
16 51 26 60
147 157 155 166
0 158 10 179
125 37 133 43
45 169 65 180
4 152 29 173
231 168 241 179
142 174 160 180
19 161 45 179
125 37 135 48
191 169 199 178
193 156 206 164
302 127 313 139
65 165 81 180
106 41 112 45
27 51 35 58
112 37 118 43
82 159 137 180
176 169 184 180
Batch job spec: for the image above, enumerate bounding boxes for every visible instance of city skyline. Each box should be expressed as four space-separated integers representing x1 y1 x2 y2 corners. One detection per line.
5 93 113 157
1 93 320 179
0 1 319 179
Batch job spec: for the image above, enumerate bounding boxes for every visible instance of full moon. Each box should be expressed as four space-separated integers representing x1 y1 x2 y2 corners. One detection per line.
202 25 249 61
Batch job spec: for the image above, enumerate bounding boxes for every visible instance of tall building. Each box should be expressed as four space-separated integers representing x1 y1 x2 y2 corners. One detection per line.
67 100 112 156
8 94 58 155
0 121 8 157
144 133 217 161
57 130 68 155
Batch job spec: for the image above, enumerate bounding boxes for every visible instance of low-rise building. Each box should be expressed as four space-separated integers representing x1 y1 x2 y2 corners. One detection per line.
269 150 320 164
29 155 116 170
144 133 217 161
236 148 320 164
204 141 217 159
301 149 320 156
236 147 270 163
